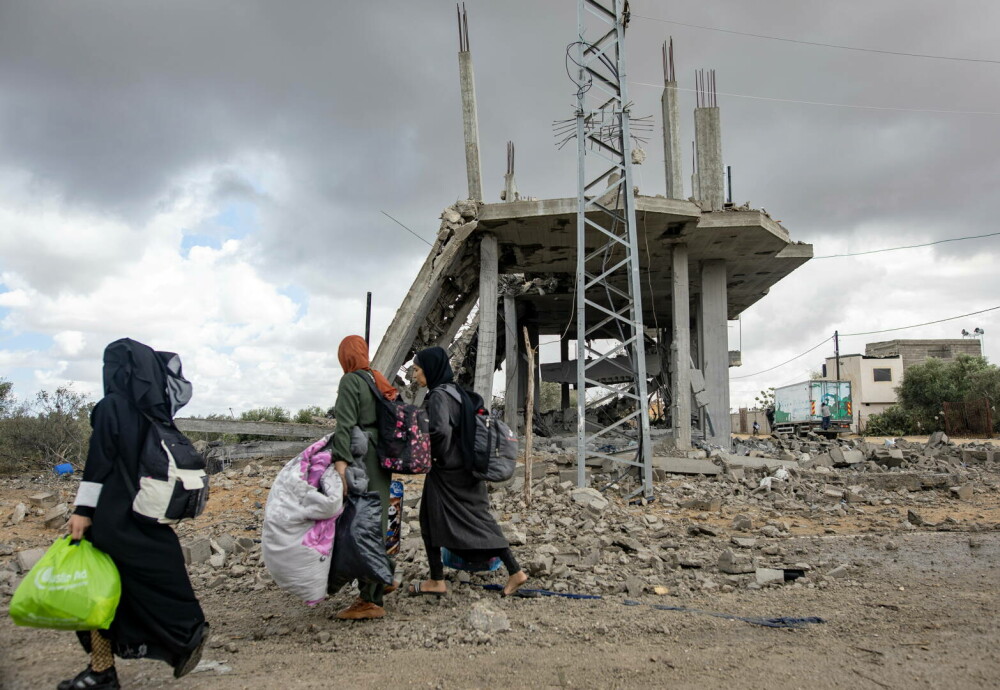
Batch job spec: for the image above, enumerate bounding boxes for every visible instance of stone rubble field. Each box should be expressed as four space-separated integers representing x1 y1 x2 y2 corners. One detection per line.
1 432 998 688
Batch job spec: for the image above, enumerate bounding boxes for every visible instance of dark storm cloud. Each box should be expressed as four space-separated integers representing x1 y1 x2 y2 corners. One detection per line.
2 0 999 294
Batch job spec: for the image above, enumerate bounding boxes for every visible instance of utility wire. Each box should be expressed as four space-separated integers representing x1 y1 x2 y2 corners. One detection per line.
631 13 1000 65
630 80 1000 117
812 231 1000 259
734 305 999 380
840 305 1000 337
380 210 433 247
731 337 833 379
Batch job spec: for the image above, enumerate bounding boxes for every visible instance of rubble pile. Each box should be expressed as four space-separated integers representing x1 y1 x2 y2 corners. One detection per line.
1 433 997 609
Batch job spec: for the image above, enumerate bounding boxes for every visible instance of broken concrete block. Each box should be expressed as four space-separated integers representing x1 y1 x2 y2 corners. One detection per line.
209 552 226 568
9 503 26 525
44 505 68 529
28 492 58 509
841 450 865 465
467 601 510 633
731 514 753 531
731 537 757 549
927 431 949 447
826 564 850 579
215 534 238 554
718 549 754 574
950 485 974 501
181 538 213 565
570 487 609 513
680 497 722 512
625 576 645 598
16 548 46 573
755 568 784 586
906 509 925 526
961 449 993 464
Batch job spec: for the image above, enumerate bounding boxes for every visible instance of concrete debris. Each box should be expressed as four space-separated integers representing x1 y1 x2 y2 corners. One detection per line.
9 502 26 525
467 601 511 633
718 549 754 574
755 568 784 586
28 492 57 509
0 429 995 621
44 504 69 529
16 548 46 573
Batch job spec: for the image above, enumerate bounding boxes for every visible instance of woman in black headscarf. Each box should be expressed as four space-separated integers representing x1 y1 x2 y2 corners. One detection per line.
62 338 208 690
409 346 527 597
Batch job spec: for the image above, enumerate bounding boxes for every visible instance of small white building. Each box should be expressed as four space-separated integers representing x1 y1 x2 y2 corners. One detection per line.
822 354 903 432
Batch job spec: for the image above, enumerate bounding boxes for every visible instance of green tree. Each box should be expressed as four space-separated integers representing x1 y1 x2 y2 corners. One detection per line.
867 355 1000 434
754 388 775 410
0 378 14 417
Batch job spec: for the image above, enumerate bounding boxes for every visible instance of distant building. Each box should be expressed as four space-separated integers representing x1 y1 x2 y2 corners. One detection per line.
864 339 982 370
822 354 903 431
823 338 982 432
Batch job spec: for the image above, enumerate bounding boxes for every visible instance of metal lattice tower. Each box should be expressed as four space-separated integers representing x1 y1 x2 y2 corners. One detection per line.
572 0 654 496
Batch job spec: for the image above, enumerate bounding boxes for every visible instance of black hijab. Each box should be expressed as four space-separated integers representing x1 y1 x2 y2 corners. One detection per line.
415 347 478 466
103 338 192 423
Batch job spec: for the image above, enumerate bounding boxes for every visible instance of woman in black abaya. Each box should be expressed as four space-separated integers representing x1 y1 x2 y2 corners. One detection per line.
63 338 208 690
409 346 527 597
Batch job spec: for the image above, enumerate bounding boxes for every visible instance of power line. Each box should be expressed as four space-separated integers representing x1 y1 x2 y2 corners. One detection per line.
631 13 1000 65
840 305 1000 337
731 337 833 379
630 80 1000 117
380 210 433 247
812 231 1000 259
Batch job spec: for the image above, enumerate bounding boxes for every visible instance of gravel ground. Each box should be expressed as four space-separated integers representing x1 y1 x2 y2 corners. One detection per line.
2 433 999 689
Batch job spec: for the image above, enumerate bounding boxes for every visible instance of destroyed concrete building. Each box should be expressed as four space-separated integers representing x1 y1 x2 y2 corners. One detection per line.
373 11 812 478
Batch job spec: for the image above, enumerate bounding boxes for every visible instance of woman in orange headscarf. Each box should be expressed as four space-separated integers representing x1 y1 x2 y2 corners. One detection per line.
326 335 398 619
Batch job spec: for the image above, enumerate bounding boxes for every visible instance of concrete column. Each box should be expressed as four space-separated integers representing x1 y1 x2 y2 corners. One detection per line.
503 295 519 430
694 107 723 210
671 244 692 450
458 51 483 201
661 82 684 200
699 259 731 446
474 234 498 398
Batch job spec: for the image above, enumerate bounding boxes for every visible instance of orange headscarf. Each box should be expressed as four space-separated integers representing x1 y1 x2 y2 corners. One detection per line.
338 335 398 401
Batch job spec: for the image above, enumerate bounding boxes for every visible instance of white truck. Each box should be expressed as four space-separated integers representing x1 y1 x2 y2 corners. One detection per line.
772 380 852 436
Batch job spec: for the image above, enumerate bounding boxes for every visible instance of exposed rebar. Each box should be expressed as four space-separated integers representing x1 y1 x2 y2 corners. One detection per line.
695 68 718 108
661 37 675 83
457 3 470 52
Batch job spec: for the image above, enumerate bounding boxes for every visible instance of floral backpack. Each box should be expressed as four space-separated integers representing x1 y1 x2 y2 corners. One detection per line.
353 372 431 474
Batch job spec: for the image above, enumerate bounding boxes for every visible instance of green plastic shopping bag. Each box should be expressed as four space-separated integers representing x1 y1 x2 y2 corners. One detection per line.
9 535 121 630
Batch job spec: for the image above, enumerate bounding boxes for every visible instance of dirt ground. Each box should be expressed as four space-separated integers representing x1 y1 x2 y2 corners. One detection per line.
2 444 1000 689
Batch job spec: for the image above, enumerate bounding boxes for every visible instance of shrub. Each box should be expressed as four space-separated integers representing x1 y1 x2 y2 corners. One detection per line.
0 383 93 474
863 405 915 437
294 406 325 424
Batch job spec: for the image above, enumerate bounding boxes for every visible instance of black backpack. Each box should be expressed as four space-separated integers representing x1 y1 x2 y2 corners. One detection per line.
119 413 209 524
442 385 519 482
352 372 432 474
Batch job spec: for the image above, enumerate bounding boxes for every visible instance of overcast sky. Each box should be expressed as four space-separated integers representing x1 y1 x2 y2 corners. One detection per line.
1 0 998 416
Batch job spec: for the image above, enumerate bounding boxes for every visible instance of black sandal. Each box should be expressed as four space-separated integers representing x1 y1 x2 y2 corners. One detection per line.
173 628 209 679
57 665 120 690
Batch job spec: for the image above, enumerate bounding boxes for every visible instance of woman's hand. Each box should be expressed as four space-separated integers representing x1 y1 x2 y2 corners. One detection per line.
335 460 349 497
67 514 91 540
